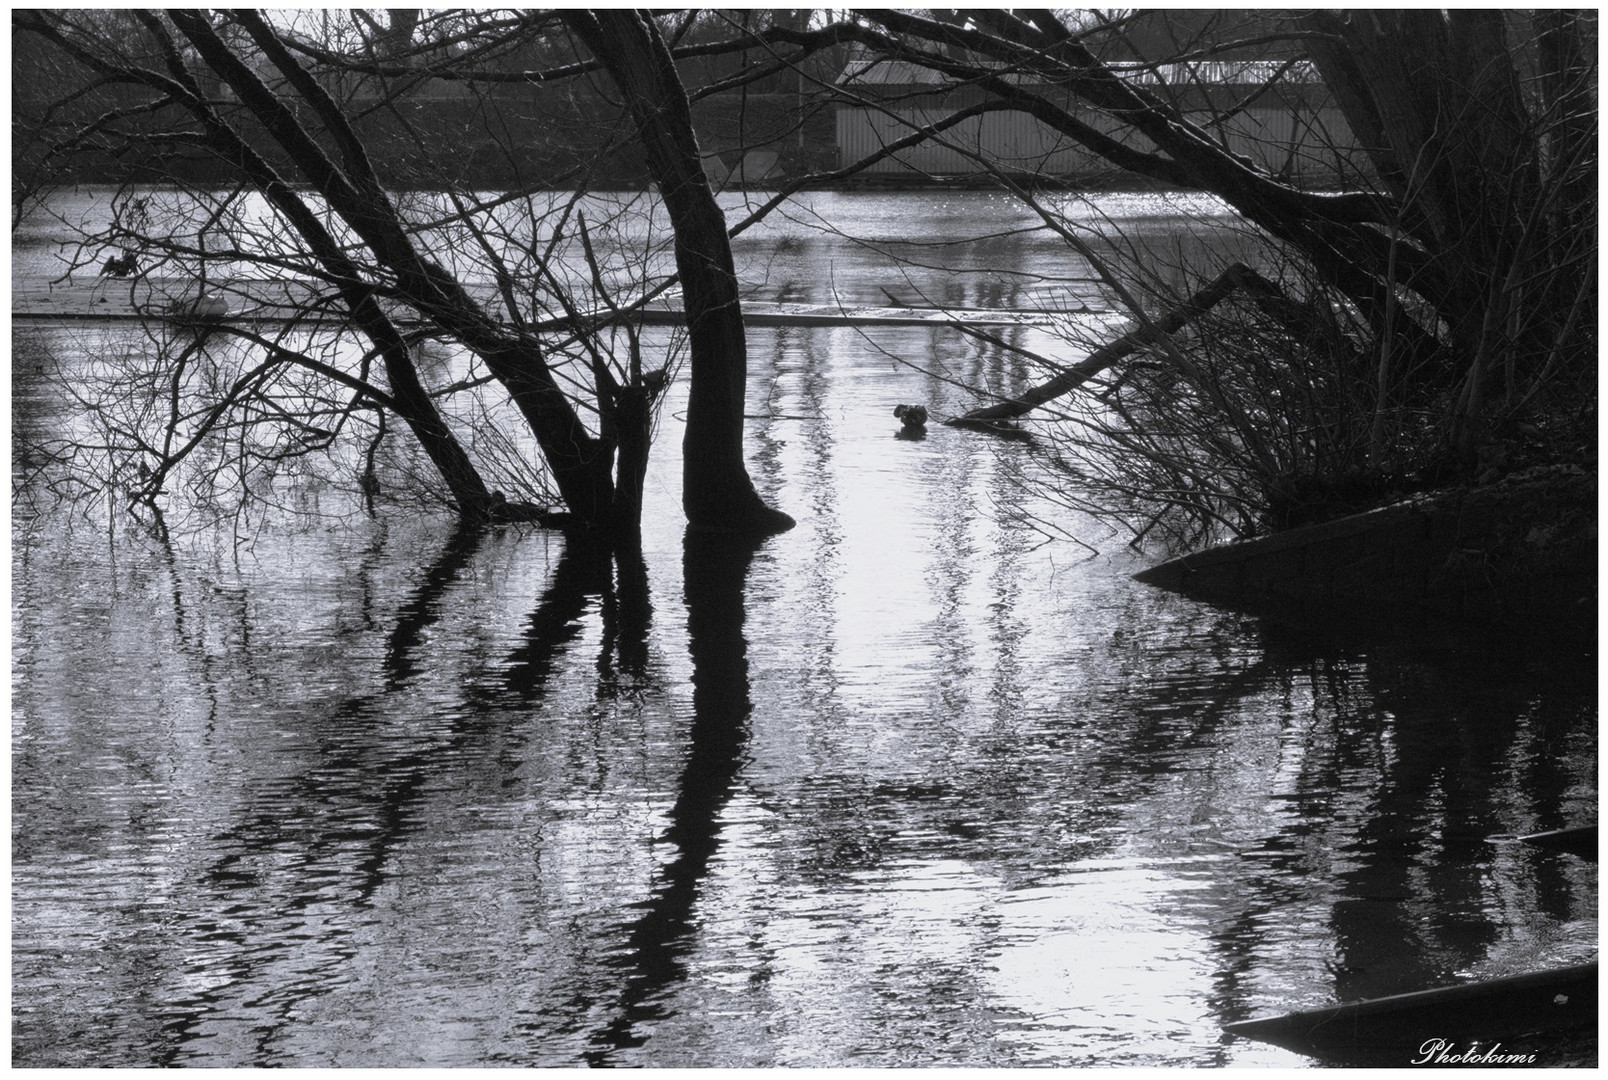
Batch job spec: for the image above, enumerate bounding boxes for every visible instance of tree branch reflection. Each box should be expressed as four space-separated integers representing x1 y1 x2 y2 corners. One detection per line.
382 520 488 687
585 530 763 1064
165 527 656 1063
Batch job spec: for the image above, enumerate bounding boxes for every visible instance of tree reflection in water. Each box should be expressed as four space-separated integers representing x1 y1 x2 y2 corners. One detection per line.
1185 617 1597 1062
587 530 762 1064
139 516 756 1065
146 524 656 1062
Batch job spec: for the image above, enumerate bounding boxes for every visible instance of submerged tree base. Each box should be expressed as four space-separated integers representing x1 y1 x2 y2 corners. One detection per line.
685 504 797 537
475 499 574 529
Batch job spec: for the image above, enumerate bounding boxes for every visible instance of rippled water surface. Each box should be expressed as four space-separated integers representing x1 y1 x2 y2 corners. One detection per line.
12 190 1597 1067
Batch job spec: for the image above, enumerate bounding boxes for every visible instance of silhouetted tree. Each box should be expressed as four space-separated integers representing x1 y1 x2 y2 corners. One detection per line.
678 8 1595 534
14 8 794 539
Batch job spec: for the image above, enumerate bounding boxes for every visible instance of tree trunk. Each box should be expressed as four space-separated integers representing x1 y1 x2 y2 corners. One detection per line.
1537 11 1597 237
217 11 620 530
564 10 794 535
166 10 499 519
1302 10 1534 359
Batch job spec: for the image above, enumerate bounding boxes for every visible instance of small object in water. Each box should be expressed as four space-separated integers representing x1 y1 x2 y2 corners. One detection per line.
893 403 928 431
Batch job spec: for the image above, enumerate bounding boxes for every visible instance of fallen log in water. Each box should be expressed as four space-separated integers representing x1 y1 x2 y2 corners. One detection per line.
13 279 1056 330
947 262 1305 427
1224 962 1598 1064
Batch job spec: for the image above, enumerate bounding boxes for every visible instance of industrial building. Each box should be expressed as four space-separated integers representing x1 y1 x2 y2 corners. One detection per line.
834 56 1366 186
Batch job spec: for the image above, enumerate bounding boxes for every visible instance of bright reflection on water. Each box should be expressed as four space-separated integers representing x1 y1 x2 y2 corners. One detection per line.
12 192 1597 1068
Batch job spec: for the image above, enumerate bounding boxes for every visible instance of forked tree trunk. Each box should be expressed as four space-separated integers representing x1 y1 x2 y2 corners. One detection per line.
164 10 499 519
1302 10 1536 362
564 10 794 536
199 11 621 530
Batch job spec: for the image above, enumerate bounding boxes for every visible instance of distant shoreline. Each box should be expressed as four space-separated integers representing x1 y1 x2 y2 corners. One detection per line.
19 175 1360 198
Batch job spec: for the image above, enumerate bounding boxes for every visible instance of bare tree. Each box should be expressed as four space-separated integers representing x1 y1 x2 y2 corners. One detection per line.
16 9 1594 546
561 10 795 535
14 8 795 540
650 8 1596 537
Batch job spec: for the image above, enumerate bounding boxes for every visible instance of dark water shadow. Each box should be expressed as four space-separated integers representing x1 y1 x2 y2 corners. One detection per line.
1170 613 1598 1062
156 526 655 1064
381 520 489 688
583 529 763 1066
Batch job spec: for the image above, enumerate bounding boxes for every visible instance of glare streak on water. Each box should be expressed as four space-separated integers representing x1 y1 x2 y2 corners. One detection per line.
13 190 1598 1068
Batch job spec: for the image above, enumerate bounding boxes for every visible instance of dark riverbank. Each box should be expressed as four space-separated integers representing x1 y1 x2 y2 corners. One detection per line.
1135 465 1597 641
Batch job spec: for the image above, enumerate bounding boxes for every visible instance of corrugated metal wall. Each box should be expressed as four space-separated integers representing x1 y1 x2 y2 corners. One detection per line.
837 103 1363 182
836 108 1095 175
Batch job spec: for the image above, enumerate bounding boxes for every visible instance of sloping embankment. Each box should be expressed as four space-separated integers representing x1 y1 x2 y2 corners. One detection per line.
1134 466 1597 636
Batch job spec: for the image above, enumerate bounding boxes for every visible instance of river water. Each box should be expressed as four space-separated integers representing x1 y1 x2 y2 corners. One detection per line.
11 190 1597 1067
